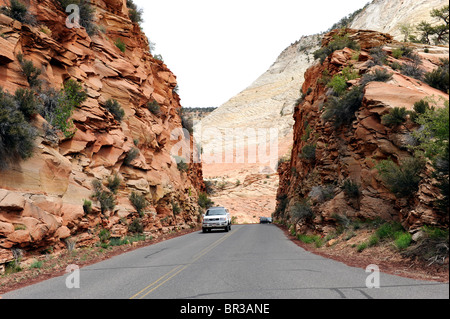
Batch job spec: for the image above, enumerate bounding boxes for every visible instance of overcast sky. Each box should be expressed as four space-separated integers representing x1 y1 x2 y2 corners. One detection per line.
134 0 370 108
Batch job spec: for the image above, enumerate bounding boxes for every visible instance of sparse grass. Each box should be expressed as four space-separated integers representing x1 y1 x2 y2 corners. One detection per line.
114 38 126 52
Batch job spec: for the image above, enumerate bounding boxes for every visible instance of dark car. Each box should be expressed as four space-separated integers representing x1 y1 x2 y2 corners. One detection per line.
260 217 272 224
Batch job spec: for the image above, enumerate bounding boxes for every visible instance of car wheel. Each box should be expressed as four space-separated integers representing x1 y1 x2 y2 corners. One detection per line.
202 228 206 233
224 226 229 232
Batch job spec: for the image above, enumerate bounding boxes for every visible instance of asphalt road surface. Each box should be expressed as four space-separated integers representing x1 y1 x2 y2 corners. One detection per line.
2 225 449 299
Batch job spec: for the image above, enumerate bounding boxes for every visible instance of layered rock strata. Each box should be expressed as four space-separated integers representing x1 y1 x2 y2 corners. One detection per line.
0 0 204 267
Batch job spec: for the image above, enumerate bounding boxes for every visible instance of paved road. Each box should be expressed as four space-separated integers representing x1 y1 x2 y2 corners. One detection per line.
2 225 449 299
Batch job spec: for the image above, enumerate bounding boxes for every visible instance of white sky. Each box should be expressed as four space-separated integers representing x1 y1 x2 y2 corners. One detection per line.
134 0 370 108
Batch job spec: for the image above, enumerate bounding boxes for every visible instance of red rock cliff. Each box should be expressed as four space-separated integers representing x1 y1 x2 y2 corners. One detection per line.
276 29 449 235
0 0 205 265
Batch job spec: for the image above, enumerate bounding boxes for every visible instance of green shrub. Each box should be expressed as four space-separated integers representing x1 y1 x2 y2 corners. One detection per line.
105 99 125 122
91 179 116 215
177 159 189 172
327 74 348 95
106 173 121 194
83 199 92 214
368 234 379 247
290 200 313 223
128 218 144 234
361 68 393 86
300 144 316 161
357 242 368 252
375 222 404 240
57 0 97 36
0 88 36 170
129 192 148 216
147 100 161 116
377 157 426 198
313 33 360 63
39 80 87 138
126 0 144 24
323 85 364 128
369 47 388 65
1 0 36 25
172 201 181 215
99 229 111 243
17 54 42 89
401 54 424 80
342 179 361 198
114 38 126 52
198 192 213 209
424 58 449 93
395 232 412 250
14 88 41 120
381 107 408 127
124 148 139 166
412 102 449 212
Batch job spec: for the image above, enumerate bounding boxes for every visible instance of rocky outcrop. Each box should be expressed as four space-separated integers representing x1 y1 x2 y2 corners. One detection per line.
275 28 449 235
350 0 449 41
0 0 204 266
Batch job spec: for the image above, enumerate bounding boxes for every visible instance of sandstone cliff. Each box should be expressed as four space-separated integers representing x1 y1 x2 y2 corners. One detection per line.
0 0 205 267
275 28 449 235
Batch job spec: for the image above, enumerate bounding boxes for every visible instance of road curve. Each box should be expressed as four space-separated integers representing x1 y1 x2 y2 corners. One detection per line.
2 225 449 299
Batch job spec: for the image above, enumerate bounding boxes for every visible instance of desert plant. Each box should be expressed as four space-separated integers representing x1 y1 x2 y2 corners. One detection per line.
327 74 348 96
341 179 361 198
129 191 148 216
83 199 92 214
126 0 144 24
105 99 125 122
124 148 139 166
1 0 36 25
17 54 42 89
395 232 412 250
147 100 161 116
300 144 316 161
177 159 189 172
39 80 87 138
361 68 393 86
91 179 116 215
376 157 426 198
323 85 364 128
198 192 213 209
57 0 97 36
369 47 388 65
401 54 424 80
114 38 126 52
14 88 41 120
424 58 449 93
0 88 36 170
289 200 313 224
106 172 121 194
172 201 181 215
381 107 408 127
128 218 144 234
313 33 360 63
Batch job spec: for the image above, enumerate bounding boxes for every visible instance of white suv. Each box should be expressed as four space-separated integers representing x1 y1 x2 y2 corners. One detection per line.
202 207 231 233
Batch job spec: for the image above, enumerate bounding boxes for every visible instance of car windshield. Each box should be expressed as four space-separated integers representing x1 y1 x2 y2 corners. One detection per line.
206 209 227 216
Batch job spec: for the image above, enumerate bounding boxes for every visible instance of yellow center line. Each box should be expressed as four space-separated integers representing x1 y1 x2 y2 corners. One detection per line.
130 228 239 299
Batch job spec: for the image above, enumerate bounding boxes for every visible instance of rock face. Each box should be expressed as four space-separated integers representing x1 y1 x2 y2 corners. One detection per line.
275 28 449 235
195 0 447 224
0 0 204 266
350 0 449 41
